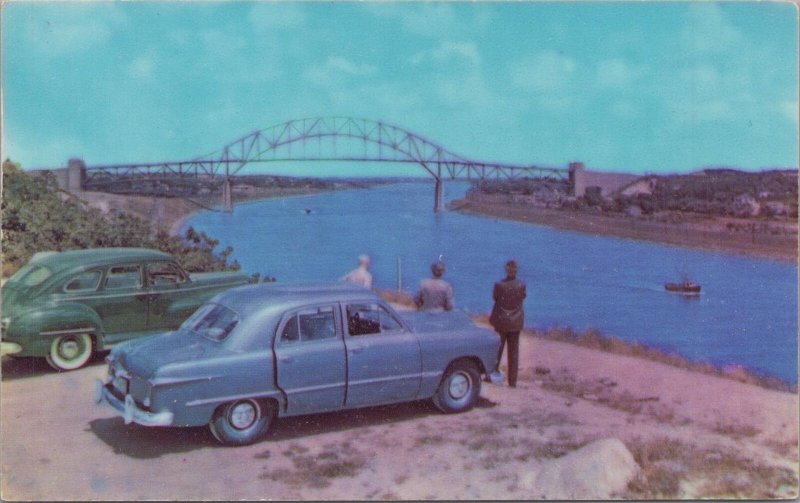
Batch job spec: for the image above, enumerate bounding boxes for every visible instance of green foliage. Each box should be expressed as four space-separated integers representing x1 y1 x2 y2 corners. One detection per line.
86 172 339 197
1 159 239 277
470 168 798 219
471 178 568 195
649 169 798 217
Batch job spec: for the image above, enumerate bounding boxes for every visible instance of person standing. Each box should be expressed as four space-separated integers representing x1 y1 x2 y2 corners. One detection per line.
414 260 454 311
340 255 373 289
490 260 526 388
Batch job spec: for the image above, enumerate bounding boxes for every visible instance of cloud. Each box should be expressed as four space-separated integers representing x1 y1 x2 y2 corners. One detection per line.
410 41 481 67
596 58 646 89
610 100 641 119
248 3 306 31
304 56 378 86
126 56 154 80
326 57 378 77
678 64 721 95
693 100 733 122
14 3 126 57
510 51 576 93
679 3 743 55
779 101 799 124
367 3 458 37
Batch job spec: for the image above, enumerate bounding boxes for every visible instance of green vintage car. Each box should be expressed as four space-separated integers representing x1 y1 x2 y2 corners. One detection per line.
1 248 250 371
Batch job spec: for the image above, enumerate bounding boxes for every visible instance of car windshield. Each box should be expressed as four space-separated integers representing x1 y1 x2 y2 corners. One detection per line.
181 303 239 341
7 264 53 287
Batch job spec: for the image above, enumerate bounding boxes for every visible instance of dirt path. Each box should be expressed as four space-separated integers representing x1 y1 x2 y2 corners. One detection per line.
1 331 797 500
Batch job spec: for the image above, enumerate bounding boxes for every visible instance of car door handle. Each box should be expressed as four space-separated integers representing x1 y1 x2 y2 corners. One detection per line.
349 347 364 354
279 356 294 363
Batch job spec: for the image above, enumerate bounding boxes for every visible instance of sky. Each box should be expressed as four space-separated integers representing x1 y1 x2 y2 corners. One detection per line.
2 1 798 177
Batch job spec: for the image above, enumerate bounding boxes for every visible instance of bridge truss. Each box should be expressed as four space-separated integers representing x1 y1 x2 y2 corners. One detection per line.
82 117 569 211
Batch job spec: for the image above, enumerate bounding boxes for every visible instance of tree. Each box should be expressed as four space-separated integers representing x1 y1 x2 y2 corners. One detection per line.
1 160 239 277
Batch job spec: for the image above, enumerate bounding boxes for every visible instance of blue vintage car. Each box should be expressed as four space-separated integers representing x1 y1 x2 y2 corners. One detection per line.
96 283 500 445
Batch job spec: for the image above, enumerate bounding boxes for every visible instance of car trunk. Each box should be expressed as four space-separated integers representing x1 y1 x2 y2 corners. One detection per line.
116 329 218 378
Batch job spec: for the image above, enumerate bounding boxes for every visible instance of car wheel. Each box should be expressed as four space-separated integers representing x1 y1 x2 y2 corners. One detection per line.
45 333 94 371
432 360 481 413
209 399 275 446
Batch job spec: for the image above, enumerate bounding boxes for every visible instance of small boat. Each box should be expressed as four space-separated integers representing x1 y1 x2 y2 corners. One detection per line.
664 280 701 294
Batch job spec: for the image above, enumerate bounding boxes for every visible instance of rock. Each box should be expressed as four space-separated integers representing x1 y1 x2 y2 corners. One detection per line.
625 204 643 217
522 438 639 499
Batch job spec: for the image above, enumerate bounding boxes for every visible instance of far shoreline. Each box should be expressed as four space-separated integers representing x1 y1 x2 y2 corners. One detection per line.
167 188 339 236
451 199 798 264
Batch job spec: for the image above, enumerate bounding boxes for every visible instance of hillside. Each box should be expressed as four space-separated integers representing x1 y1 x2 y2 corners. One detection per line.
460 168 798 261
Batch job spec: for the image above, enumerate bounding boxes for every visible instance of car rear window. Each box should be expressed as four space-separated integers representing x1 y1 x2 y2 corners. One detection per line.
7 264 53 287
182 303 239 341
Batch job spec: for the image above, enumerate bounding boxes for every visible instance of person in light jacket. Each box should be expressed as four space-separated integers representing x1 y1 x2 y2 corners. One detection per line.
415 260 454 311
341 255 372 289
489 260 526 388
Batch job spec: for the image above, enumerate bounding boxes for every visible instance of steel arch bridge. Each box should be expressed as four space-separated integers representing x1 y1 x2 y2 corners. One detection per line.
81 116 569 211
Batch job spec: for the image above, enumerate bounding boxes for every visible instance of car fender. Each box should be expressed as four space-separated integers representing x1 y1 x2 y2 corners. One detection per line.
146 351 282 427
9 302 104 356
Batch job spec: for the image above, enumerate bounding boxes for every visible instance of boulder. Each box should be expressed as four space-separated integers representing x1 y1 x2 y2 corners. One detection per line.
522 438 639 499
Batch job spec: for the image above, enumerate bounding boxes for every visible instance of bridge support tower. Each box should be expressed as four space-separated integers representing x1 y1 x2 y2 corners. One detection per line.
67 158 86 192
433 163 444 212
433 176 443 212
222 178 233 213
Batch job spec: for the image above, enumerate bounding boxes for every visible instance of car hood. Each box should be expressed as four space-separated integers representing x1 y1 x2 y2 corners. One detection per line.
188 271 249 286
115 329 219 379
398 309 477 333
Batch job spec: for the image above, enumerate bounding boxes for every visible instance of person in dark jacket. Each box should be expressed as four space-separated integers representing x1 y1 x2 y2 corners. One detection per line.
489 260 526 387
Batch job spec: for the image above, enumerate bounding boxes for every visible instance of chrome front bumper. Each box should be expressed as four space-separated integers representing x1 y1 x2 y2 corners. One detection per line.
94 379 174 427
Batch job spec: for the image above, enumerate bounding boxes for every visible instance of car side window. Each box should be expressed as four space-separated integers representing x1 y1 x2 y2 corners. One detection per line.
147 261 187 286
280 306 337 344
64 270 102 292
104 264 142 290
346 303 403 336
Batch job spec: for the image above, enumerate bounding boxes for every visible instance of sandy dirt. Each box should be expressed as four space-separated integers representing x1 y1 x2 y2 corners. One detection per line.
2 328 796 500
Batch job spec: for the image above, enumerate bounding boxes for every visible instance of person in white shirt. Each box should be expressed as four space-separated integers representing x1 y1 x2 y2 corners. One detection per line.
340 255 373 289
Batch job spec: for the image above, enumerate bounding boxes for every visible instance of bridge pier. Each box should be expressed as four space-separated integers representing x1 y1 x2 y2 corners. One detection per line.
433 176 443 212
222 178 233 212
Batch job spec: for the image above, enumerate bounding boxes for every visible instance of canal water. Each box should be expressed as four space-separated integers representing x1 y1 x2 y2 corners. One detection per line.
185 182 798 384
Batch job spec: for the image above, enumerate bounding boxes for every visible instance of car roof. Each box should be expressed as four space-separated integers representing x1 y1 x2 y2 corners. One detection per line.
216 283 381 318
30 248 173 273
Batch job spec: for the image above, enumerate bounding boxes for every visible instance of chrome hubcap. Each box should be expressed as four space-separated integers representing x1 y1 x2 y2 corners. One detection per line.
60 339 80 359
449 373 470 399
229 402 257 430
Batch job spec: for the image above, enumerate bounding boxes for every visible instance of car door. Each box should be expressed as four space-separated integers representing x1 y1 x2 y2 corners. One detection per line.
93 263 149 342
144 260 191 331
274 304 347 415
342 302 422 408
